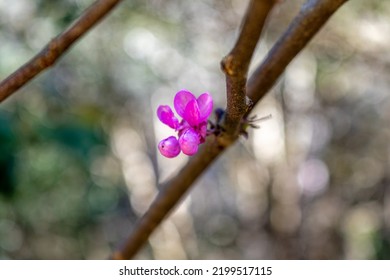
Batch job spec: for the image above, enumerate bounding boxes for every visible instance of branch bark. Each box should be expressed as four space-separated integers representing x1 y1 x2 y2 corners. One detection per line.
111 136 224 260
0 0 123 103
221 0 277 135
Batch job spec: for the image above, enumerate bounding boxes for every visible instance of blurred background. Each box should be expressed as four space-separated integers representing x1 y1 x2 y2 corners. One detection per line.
0 0 389 259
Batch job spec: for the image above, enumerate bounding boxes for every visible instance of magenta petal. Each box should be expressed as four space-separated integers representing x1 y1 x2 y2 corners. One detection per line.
158 136 181 158
174 90 196 118
157 105 179 129
183 99 200 126
199 122 207 142
179 128 199 156
197 93 213 122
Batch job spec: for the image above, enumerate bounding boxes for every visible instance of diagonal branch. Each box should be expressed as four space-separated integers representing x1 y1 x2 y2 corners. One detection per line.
111 136 224 260
0 0 123 103
247 0 349 107
111 0 278 260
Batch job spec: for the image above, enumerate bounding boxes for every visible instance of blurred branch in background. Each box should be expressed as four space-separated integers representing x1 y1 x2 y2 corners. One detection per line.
0 0 123 102
112 0 348 260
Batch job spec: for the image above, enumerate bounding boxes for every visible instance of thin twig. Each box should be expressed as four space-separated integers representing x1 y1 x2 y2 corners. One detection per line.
111 0 278 260
247 0 349 107
0 0 123 102
221 0 277 135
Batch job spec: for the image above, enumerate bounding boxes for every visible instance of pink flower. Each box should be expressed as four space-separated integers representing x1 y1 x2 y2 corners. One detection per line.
157 90 213 158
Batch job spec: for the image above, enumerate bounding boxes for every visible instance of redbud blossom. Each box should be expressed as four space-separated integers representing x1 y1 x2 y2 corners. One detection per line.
157 90 213 158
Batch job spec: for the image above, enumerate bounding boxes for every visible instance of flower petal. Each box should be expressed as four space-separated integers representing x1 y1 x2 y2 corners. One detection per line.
183 99 200 126
174 90 196 118
157 105 179 129
198 122 207 143
179 128 199 156
158 136 181 158
197 93 213 122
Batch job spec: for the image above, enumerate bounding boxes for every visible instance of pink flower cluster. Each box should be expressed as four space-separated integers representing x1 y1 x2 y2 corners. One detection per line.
157 90 213 158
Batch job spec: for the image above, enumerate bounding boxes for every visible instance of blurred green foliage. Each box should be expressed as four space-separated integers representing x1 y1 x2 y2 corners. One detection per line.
0 112 16 197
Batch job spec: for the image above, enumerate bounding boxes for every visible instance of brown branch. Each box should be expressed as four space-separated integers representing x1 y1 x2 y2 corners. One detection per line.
0 0 123 103
221 0 277 135
247 0 349 107
111 136 225 260
111 0 278 260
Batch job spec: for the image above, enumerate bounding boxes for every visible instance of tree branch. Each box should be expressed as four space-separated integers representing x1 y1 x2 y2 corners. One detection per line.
247 0 349 107
111 0 278 260
111 136 224 260
221 0 277 135
0 0 123 103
